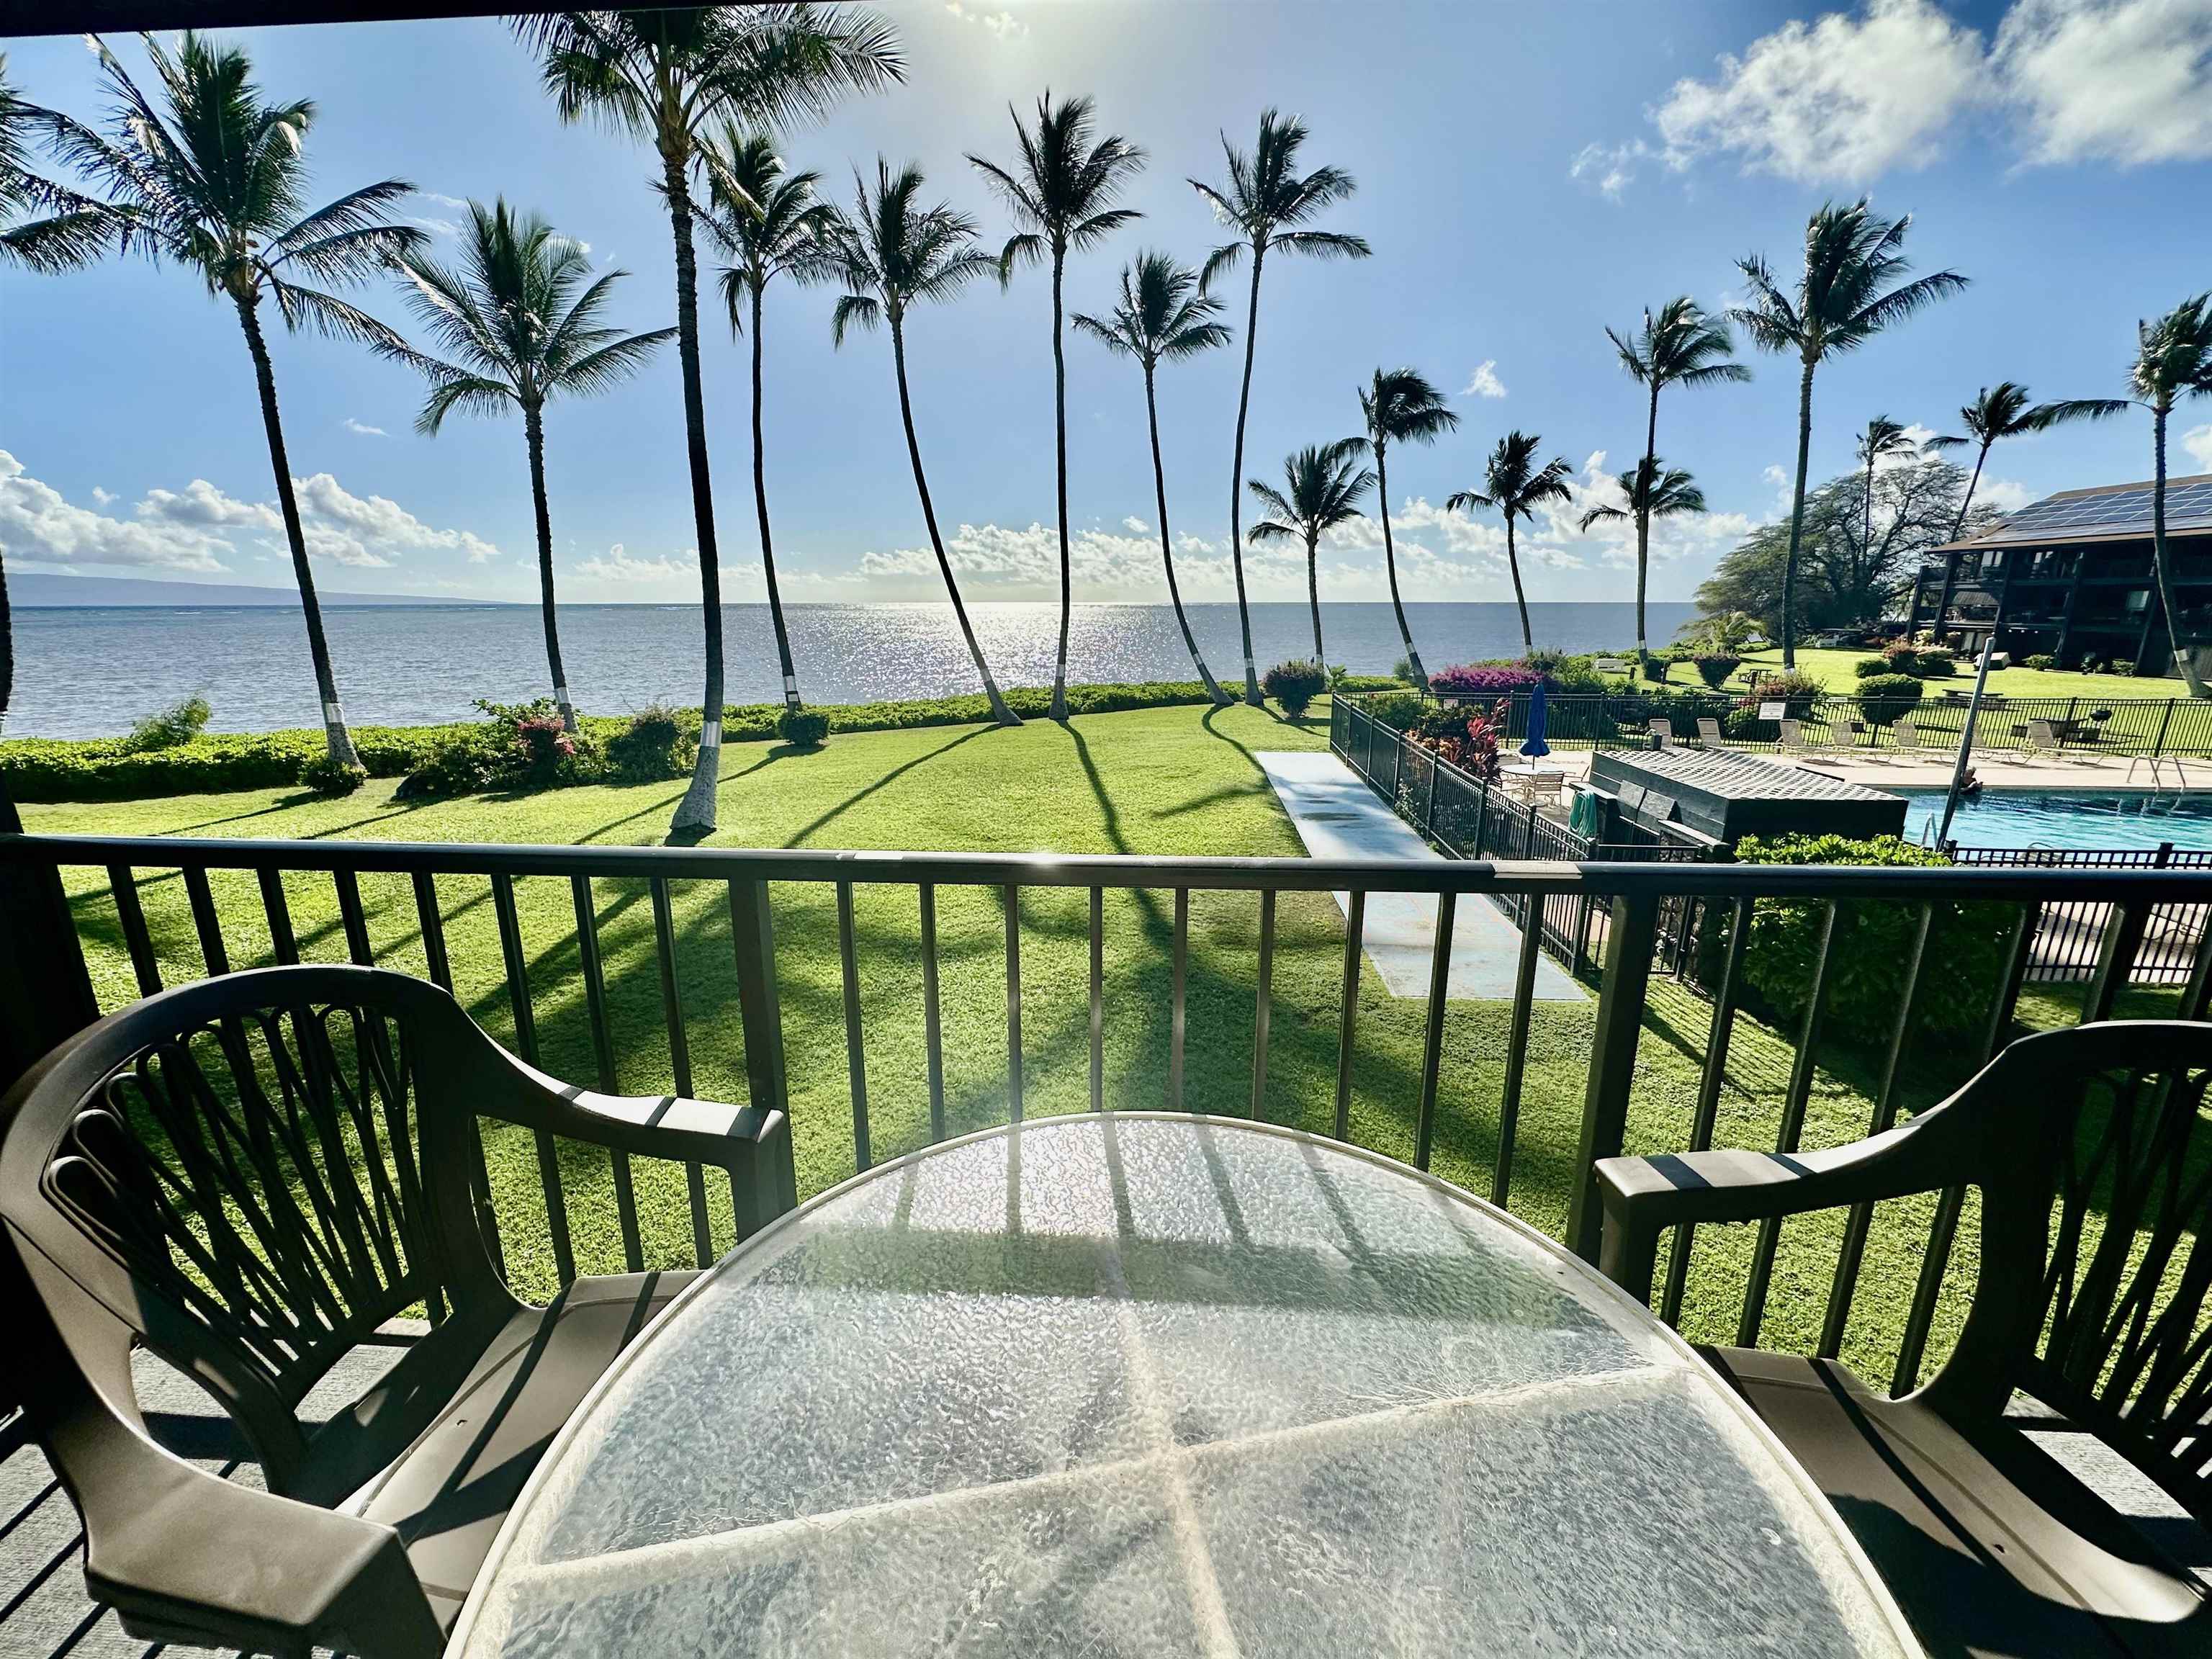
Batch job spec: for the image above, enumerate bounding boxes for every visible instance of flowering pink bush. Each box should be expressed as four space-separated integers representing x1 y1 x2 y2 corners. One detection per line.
512 715 576 784
1428 664 1546 696
1411 697 1507 783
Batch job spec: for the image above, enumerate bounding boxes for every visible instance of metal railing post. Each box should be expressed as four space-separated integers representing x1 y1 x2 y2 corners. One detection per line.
728 876 797 1215
0 801 99 1102
1566 893 1658 1262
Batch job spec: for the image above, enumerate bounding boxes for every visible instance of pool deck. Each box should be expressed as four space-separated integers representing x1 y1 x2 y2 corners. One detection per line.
1516 747 2203 796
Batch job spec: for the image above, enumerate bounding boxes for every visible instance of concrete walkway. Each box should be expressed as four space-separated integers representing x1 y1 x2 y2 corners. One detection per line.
1256 752 1583 1003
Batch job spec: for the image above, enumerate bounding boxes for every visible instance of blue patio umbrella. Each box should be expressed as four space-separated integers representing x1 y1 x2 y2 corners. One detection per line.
1519 679 1552 757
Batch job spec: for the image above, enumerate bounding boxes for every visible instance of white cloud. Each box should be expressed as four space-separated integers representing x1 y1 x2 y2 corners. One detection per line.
2182 425 2212 472
0 451 231 572
292 473 500 565
945 1 1026 37
1122 515 1148 534
1651 0 1983 184
1462 360 1508 400
343 418 387 437
90 485 114 505
1569 140 1661 199
1976 477 2036 513
1995 0 2212 166
574 544 699 585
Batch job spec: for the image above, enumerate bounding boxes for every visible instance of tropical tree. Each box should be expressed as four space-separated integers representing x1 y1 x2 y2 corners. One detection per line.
37 33 426 770
1357 367 1457 689
2126 295 2212 697
700 128 837 713
519 5 902 837
1604 297 1748 665
396 201 672 734
1 55 115 764
1447 432 1572 654
1730 199 1968 667
969 92 1143 721
1073 251 1233 705
1579 457 1706 544
1928 380 2128 539
1191 109 1370 703
1853 415 1919 565
822 159 1017 725
1246 439 1374 660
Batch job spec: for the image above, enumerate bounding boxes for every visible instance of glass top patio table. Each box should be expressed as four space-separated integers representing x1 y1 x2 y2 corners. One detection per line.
448 1115 1920 1658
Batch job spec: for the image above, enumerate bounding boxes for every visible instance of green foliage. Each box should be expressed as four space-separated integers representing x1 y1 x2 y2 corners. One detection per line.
1853 674 1925 723
2023 654 2057 671
2112 658 2138 677
395 733 500 801
1364 692 1427 732
1640 654 1668 683
1726 834 2014 1057
1917 654 1957 678
125 694 212 752
1852 656 1892 680
1262 659 1329 717
1693 654 1741 689
300 752 368 798
1745 672 1825 717
776 704 831 749
606 704 689 781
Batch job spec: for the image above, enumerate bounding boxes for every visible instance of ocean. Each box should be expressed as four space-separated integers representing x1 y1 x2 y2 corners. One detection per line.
5 601 1696 739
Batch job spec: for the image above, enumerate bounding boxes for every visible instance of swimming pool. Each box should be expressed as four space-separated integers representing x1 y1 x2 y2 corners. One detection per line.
1897 788 2212 851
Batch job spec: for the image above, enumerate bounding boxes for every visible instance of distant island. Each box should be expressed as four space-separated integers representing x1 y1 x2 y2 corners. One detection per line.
10 573 515 608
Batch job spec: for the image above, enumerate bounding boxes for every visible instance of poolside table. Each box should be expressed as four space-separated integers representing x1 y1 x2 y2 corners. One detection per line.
447 1115 1920 1659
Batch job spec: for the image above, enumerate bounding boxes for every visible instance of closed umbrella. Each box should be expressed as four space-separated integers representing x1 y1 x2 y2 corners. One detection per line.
1519 679 1552 758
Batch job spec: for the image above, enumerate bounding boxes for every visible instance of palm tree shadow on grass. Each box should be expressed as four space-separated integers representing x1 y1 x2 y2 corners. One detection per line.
781 725 992 850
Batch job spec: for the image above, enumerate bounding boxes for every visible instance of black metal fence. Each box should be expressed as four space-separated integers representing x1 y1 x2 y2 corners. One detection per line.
1370 686 2212 760
1949 844 2211 985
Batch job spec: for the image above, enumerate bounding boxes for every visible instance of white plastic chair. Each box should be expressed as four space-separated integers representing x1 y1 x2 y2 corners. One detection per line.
1696 716 1723 747
1891 714 1918 755
1647 717 1675 750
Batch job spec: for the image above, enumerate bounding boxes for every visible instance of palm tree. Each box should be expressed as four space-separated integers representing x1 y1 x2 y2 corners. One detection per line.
1928 381 2129 539
700 128 837 714
1853 415 1920 562
1447 432 1572 654
969 92 1143 721
1073 251 1233 705
1580 456 1706 540
1730 199 1968 667
1246 439 1375 660
519 6 902 837
1 55 114 761
1604 297 1748 665
822 159 1017 726
2126 295 2212 697
1357 368 1457 689
396 201 673 734
1192 109 1370 704
37 34 425 770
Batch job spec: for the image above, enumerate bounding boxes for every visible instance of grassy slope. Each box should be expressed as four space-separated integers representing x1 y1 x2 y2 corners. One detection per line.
1724 647 2177 701
27 698 2164 1382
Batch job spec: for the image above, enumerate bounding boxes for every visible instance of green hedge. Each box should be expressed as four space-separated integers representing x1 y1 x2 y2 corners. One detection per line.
0 678 1403 804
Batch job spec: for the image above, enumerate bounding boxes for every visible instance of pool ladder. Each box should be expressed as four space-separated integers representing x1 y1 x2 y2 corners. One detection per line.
2126 755 2195 811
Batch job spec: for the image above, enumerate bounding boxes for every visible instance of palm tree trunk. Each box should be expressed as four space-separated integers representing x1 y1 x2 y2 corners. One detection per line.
665 152 727 838
1780 356 1816 670
235 292 357 770
1862 457 1877 575
1147 366 1228 706
0 547 12 742
893 318 1019 727
1305 531 1323 660
1636 382 1658 665
1228 243 1264 705
751 284 801 712
1950 439 1990 542
1504 516 1532 654
1375 443 1424 688
522 403 576 733
2150 406 2209 698
1048 243 1071 722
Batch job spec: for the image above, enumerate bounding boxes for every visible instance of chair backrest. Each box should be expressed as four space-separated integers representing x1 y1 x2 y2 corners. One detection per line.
1935 1022 2212 1523
1696 717 1722 745
1893 715 1917 749
2028 718 2059 748
0 966 505 1488
1647 718 1673 747
1828 719 1858 747
1778 719 1803 748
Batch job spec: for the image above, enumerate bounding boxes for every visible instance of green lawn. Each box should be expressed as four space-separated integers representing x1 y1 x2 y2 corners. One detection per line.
1722 646 2180 701
24 698 2167 1386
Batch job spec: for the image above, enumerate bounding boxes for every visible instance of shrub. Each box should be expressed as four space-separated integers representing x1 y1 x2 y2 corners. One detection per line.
1722 835 2016 1058
1364 692 1427 732
2112 658 2138 677
1390 656 1413 683
1693 655 1741 690
1640 654 1669 683
1743 672 1825 718
1852 656 1894 680
1411 697 1508 783
1917 654 1956 678
395 734 499 801
1428 663 1545 697
299 752 367 798
125 694 212 752
2022 654 2057 671
1853 673 1925 723
606 703 688 781
510 714 575 785
1262 659 1329 717
1521 647 1573 676
776 704 831 749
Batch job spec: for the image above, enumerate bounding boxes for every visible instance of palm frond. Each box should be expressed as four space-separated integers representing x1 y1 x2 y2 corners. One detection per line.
556 327 675 398
268 277 406 353
830 290 881 346
1269 228 1370 261
415 371 516 434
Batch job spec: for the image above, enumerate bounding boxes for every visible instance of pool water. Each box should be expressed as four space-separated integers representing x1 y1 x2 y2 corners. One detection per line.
1897 788 2212 851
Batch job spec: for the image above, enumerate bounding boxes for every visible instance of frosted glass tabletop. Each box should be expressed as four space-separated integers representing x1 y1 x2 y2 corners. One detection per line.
450 1115 1919 1658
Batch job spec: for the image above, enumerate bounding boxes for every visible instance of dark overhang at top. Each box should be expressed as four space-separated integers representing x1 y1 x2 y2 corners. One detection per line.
0 1 768 39
1930 472 2212 556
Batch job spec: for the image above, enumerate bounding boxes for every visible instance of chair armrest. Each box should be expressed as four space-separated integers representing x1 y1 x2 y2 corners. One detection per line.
495 1051 785 1175
71 1424 443 1658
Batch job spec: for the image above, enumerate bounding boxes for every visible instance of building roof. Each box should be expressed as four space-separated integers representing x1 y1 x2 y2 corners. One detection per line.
1600 745 1902 804
1931 472 2212 554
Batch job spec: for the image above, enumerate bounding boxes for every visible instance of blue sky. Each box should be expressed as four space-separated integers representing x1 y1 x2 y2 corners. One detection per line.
4 0 2211 608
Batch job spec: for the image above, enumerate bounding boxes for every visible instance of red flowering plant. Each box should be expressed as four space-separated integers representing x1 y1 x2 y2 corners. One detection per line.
512 714 576 784
1410 696 1508 783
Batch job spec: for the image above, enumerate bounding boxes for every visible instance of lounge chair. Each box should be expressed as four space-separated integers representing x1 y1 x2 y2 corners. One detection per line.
1647 717 1675 750
1825 718 1861 755
1891 714 1918 755
1696 716 1723 747
1776 718 1809 757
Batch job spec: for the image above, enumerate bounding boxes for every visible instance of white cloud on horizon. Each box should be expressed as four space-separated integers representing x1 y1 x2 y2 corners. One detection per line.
343 418 388 437
1462 360 1508 399
2184 425 2212 473
573 544 699 585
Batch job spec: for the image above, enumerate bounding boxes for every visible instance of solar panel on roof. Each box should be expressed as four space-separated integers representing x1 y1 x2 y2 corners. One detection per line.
1978 479 2212 544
